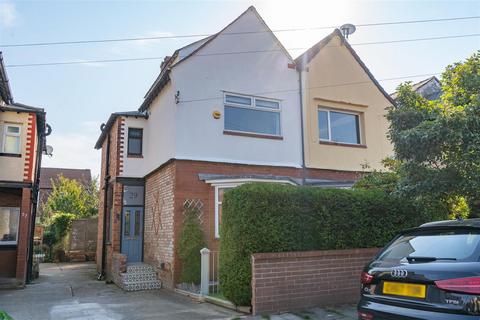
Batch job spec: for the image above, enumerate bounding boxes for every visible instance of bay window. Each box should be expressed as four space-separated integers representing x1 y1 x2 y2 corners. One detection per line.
0 207 20 245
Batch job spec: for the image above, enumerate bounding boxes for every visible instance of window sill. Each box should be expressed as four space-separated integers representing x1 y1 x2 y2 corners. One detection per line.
0 244 17 250
0 153 21 158
127 154 143 158
319 140 367 148
223 130 283 140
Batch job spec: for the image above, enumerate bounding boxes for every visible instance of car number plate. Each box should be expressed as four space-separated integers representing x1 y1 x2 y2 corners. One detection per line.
383 281 426 298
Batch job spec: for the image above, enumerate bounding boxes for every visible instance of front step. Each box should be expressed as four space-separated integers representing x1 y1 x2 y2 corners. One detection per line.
115 263 161 292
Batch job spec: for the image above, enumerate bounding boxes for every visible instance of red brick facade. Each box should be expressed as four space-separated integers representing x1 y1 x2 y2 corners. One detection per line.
96 117 124 279
144 161 176 287
251 248 380 315
140 159 359 288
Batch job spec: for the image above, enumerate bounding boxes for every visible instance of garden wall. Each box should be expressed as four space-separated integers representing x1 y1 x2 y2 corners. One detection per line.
251 248 380 315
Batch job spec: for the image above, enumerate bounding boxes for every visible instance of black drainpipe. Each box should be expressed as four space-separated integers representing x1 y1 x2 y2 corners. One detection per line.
99 134 111 280
26 113 46 283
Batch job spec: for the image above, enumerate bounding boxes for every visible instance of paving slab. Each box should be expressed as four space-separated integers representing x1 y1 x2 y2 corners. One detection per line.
0 262 240 320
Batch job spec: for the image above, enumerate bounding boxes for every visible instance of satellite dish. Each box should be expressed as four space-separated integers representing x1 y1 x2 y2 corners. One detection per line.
340 23 356 39
44 145 53 156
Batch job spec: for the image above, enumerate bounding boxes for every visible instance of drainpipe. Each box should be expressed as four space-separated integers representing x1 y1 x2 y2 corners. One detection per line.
26 112 46 283
297 66 307 185
100 134 111 280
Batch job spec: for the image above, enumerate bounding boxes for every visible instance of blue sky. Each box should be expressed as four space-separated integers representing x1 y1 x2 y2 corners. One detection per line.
1 0 479 176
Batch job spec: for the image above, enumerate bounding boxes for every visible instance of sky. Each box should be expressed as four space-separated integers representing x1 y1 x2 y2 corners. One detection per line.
0 0 479 177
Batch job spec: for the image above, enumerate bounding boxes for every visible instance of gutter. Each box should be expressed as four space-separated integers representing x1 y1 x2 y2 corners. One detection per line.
297 66 306 184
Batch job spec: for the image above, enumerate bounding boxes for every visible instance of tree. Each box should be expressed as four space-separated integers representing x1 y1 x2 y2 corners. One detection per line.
43 175 99 221
386 51 479 218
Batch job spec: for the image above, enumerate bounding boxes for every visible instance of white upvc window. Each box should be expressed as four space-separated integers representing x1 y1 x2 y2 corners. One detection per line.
3 124 21 154
0 207 20 245
224 93 281 137
211 178 296 239
318 108 361 145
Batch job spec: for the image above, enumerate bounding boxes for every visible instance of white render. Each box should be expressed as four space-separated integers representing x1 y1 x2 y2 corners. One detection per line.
119 7 303 178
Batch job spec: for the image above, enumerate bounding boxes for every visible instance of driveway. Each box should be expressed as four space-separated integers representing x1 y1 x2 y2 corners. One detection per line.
0 262 240 320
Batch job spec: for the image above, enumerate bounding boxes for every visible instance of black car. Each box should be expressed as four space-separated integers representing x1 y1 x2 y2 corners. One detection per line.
357 218 480 319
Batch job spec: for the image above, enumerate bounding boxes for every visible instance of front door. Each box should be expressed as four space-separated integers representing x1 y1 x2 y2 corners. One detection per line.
121 207 143 262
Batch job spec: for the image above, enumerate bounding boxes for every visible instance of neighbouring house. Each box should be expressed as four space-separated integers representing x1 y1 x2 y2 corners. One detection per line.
0 52 49 287
296 29 395 172
94 6 394 290
390 76 442 101
37 167 92 221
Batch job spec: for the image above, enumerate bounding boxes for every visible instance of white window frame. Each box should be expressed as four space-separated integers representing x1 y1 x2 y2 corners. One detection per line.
318 108 361 145
210 178 296 239
224 92 282 137
0 207 20 245
3 124 21 154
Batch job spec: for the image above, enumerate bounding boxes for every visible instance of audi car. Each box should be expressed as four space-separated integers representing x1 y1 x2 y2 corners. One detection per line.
357 218 480 319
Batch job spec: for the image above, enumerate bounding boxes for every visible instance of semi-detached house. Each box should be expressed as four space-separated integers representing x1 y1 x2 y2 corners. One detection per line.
94 6 394 289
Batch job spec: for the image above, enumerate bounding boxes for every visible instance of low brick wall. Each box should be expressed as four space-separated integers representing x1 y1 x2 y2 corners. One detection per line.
251 248 380 315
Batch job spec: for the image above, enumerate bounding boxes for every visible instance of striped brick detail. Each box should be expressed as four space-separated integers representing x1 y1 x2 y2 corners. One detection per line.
23 113 36 182
251 248 380 315
117 117 125 175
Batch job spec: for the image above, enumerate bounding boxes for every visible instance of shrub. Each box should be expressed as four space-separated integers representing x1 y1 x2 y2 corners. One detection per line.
177 206 206 284
220 183 440 306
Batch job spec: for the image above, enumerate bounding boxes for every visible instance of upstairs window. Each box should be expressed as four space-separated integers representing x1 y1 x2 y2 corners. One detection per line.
3 124 21 154
224 93 281 137
318 108 361 145
127 128 143 156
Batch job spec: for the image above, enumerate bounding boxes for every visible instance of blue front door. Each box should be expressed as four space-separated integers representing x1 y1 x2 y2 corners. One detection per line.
121 207 143 262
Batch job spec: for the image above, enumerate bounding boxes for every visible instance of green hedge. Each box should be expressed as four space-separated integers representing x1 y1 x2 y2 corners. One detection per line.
219 183 437 306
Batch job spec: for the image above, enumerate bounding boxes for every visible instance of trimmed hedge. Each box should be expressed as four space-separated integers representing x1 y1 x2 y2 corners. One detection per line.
219 183 436 306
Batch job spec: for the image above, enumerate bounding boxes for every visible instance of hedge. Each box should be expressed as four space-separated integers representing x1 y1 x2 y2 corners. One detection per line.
219 183 437 306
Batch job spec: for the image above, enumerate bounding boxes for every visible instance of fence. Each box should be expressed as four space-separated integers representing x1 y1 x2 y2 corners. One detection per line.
64 217 98 261
200 248 220 296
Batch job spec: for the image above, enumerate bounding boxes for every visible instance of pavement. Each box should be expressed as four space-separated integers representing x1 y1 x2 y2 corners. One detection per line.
0 262 240 320
0 262 357 320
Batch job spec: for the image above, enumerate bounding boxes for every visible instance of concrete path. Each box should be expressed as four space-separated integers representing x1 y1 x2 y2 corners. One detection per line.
0 262 240 320
242 305 357 320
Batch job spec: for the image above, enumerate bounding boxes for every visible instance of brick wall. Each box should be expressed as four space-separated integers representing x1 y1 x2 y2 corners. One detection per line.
251 248 380 315
144 161 176 288
96 116 124 275
16 188 32 284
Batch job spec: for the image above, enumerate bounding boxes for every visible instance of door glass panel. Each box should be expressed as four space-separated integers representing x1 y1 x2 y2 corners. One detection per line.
134 210 141 236
124 211 131 236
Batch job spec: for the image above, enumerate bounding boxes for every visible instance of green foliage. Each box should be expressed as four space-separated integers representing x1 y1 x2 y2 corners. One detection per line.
43 176 99 222
0 310 14 320
387 51 480 213
219 183 437 306
177 206 206 284
48 212 76 240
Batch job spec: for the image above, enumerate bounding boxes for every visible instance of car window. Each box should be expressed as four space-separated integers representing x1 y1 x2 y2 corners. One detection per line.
378 229 480 262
